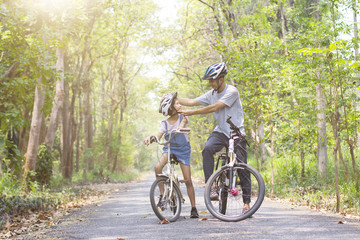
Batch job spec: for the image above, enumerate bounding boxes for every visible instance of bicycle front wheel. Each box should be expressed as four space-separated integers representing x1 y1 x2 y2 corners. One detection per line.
150 178 182 222
204 163 265 222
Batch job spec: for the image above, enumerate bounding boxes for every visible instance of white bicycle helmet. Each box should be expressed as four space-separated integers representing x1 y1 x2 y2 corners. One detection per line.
202 62 228 80
159 92 177 116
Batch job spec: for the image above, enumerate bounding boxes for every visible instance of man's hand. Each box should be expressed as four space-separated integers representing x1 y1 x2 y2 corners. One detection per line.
178 109 195 116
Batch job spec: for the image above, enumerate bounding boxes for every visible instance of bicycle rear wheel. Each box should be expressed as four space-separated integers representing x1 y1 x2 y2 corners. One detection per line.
150 178 182 222
204 163 265 222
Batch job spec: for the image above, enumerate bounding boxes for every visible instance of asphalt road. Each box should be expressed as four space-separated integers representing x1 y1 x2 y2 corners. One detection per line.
18 174 360 240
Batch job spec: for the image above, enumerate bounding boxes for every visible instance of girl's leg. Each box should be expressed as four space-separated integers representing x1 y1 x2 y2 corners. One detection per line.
180 163 196 208
154 153 168 194
154 153 168 178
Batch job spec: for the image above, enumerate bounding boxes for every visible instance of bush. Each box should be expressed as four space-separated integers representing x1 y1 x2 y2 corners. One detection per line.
35 144 53 186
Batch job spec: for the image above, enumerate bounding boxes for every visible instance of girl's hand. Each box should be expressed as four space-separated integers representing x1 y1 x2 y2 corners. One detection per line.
144 136 151 146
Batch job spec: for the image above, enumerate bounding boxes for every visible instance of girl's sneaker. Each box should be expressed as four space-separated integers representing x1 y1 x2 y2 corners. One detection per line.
190 207 199 218
157 195 165 211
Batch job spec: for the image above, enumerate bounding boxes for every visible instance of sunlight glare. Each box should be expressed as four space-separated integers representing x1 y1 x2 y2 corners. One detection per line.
37 0 72 12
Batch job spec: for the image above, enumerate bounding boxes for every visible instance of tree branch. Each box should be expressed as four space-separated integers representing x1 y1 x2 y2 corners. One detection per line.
1 62 19 80
197 0 224 36
197 0 214 10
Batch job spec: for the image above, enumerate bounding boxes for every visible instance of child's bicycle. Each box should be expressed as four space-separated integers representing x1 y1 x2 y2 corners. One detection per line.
204 115 265 222
149 128 190 222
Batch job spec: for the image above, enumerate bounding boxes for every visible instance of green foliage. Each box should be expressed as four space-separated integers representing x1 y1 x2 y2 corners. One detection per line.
0 172 19 196
1 0 360 219
35 144 53 186
164 0 360 214
0 133 24 175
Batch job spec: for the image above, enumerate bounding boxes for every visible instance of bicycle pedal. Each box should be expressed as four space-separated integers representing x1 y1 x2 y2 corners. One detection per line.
179 179 187 183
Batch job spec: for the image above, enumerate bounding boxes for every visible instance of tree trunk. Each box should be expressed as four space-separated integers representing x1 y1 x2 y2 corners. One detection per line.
315 84 328 177
61 79 71 179
102 74 115 164
84 82 94 170
337 141 349 182
354 3 359 58
258 122 266 169
39 115 46 144
348 143 359 191
19 107 31 155
269 78 275 197
24 77 45 174
112 132 121 172
332 114 341 213
250 129 275 157
300 150 305 179
352 3 360 190
0 156 3 176
45 47 65 150
197 0 224 36
279 1 288 55
220 0 237 39
75 95 82 173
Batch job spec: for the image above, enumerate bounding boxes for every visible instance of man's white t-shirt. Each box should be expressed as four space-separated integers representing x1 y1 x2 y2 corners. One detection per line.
196 84 245 137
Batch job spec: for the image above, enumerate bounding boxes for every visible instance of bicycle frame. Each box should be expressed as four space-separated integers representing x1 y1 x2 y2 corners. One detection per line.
156 148 182 204
214 116 247 197
151 130 189 204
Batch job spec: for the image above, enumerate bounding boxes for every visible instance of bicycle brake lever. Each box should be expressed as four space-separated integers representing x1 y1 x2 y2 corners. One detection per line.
150 136 157 143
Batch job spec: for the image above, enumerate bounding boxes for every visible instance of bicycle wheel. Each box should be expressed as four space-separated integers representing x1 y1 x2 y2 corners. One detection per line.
204 163 265 222
150 178 182 222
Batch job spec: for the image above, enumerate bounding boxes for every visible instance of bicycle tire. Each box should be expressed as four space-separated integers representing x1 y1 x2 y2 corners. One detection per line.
150 178 182 222
204 163 265 222
218 170 228 214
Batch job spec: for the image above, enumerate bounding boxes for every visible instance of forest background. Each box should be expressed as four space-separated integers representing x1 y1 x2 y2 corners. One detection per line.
1 0 360 231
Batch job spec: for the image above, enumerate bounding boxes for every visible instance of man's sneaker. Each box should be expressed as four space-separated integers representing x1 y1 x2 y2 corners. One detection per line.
210 187 219 200
190 207 199 218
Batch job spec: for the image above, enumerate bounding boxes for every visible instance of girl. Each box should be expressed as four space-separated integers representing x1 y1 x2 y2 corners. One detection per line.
144 92 199 218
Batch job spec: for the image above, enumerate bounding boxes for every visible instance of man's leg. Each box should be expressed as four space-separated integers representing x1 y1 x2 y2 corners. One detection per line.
235 139 251 205
202 132 228 183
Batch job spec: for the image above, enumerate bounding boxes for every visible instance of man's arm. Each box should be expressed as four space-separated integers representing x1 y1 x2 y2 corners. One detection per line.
179 101 226 116
178 97 201 107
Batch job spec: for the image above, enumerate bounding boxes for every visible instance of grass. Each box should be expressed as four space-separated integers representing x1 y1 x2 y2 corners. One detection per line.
260 150 360 216
0 168 140 231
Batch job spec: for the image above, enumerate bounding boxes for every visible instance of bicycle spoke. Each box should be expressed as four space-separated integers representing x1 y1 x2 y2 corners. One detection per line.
204 164 265 222
150 178 182 222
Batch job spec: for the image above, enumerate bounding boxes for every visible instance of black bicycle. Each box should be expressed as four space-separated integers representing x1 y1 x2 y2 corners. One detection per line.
204 116 265 222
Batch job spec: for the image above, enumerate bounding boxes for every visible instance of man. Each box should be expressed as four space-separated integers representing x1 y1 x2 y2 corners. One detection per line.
178 62 250 212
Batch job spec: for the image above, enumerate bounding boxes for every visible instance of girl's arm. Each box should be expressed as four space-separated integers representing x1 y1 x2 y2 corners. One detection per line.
144 132 164 146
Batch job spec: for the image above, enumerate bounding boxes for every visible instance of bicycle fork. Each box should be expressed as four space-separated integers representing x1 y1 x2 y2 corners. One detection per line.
168 162 185 204
228 138 238 197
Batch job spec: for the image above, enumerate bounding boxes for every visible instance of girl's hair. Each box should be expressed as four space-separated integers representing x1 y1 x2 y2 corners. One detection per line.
168 97 178 116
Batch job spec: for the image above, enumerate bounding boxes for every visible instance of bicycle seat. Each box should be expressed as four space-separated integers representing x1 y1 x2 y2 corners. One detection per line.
170 154 180 164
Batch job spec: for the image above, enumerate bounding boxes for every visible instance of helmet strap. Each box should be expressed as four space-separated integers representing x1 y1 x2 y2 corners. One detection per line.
212 78 224 95
169 106 178 116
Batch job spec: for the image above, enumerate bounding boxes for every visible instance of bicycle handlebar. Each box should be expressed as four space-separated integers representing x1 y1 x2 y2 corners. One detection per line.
150 128 191 146
226 115 249 146
226 115 239 132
